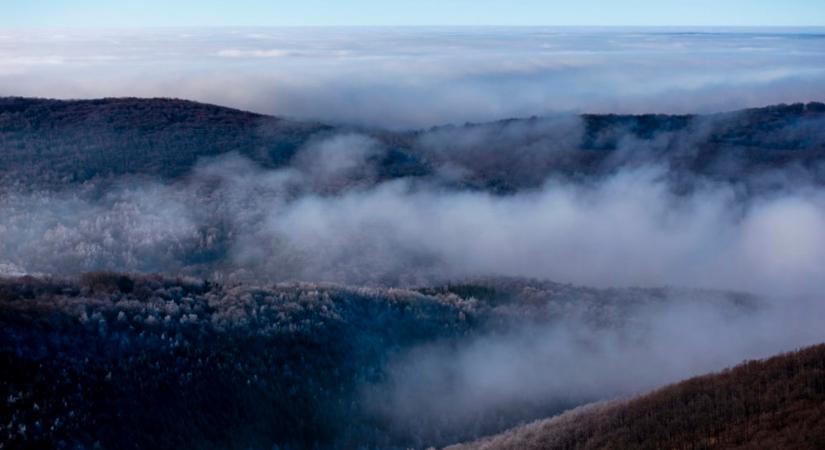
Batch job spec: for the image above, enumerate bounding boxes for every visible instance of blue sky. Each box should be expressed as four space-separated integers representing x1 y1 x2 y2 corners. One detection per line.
3 0 825 27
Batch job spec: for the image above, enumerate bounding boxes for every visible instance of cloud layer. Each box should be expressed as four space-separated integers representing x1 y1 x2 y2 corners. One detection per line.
2 28 825 127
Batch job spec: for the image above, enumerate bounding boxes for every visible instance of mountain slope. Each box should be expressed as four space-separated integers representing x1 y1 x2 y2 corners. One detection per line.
0 97 331 183
447 343 825 450
0 273 760 449
1 97 824 190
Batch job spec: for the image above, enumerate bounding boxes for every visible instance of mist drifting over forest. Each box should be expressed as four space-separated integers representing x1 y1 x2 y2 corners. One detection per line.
1 26 825 450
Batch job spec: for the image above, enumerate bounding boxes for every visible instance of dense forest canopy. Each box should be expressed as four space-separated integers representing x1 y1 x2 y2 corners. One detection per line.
0 273 780 449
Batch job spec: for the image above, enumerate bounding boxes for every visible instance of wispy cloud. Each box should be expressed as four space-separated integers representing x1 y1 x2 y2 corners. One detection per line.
216 48 292 58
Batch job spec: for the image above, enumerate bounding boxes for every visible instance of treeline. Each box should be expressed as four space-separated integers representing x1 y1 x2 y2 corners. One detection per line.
449 343 825 450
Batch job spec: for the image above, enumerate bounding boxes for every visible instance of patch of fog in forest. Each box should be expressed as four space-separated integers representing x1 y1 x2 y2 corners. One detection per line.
363 292 825 445
1 137 824 296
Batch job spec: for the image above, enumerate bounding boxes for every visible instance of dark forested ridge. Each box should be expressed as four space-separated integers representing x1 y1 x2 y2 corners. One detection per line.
0 97 331 183
448 343 825 450
1 97 825 190
0 273 758 449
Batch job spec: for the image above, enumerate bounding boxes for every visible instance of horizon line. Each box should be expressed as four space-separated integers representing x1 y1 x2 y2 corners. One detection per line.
3 25 825 30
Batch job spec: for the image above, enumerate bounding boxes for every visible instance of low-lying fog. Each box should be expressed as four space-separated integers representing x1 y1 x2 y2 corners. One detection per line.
1 138 823 297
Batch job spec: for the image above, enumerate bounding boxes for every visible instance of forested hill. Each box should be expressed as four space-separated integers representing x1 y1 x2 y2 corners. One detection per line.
0 97 331 182
447 343 825 450
0 273 757 449
1 97 825 190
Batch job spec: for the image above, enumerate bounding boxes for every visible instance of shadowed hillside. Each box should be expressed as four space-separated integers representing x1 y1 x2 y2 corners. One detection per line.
1 97 824 191
447 343 825 450
0 97 331 183
0 273 762 449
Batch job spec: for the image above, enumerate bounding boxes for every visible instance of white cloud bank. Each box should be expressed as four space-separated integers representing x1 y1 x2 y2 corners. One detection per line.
1 28 824 127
